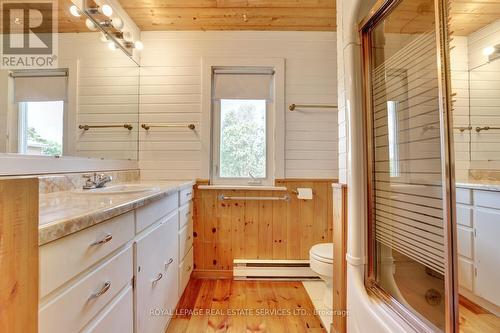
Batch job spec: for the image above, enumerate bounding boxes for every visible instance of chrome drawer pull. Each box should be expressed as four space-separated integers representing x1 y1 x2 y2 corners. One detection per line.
185 192 192 197
165 258 174 270
152 272 163 284
185 211 191 216
91 234 112 246
90 281 111 299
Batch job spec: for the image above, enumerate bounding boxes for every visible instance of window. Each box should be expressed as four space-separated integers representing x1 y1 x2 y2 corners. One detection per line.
219 99 267 179
211 67 275 185
12 69 68 156
387 101 400 177
19 101 64 156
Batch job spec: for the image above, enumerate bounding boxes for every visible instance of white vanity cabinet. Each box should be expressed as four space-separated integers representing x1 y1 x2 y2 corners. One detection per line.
456 186 500 314
178 187 194 296
135 211 178 333
38 184 194 333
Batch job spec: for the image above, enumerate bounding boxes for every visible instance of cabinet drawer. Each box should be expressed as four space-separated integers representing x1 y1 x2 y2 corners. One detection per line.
82 284 133 333
458 257 474 291
135 212 178 333
456 205 473 227
457 227 473 259
179 223 193 260
179 201 193 229
136 194 178 233
456 188 472 205
179 186 193 206
40 211 134 298
39 246 133 333
179 247 193 297
475 190 500 210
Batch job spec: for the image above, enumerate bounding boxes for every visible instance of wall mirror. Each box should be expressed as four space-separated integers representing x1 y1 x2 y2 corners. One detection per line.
0 0 140 161
451 15 500 182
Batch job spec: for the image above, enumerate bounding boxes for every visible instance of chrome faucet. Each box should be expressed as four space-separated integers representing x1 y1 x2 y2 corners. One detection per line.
82 173 113 189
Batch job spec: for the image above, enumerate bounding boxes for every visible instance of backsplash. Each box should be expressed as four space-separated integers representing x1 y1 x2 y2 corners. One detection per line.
38 170 140 194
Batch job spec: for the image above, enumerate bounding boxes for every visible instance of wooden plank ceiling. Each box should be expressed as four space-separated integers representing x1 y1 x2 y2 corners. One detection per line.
57 0 499 36
119 0 336 31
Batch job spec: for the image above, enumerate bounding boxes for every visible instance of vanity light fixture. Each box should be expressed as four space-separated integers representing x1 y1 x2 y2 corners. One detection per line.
134 40 144 50
111 16 124 30
85 18 98 31
69 5 81 17
483 46 495 56
107 41 117 51
100 4 113 17
70 3 142 56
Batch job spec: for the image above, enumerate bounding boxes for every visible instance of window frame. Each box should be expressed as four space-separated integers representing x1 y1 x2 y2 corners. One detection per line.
201 58 285 185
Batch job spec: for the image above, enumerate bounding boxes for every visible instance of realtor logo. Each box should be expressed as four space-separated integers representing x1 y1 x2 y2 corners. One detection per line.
1 0 58 68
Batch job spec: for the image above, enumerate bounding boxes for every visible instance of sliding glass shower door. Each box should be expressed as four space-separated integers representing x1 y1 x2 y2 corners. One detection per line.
361 0 457 332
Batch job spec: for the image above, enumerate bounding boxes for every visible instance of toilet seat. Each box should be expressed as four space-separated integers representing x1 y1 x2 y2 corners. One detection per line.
310 243 333 265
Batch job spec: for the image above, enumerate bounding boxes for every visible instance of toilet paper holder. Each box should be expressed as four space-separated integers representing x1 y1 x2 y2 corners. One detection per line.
291 189 316 195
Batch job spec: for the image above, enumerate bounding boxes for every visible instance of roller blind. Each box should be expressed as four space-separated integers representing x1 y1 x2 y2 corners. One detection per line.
213 67 274 100
13 70 68 102
372 31 445 275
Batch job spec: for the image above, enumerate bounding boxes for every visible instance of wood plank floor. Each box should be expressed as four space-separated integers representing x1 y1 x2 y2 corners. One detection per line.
459 296 500 333
166 279 327 333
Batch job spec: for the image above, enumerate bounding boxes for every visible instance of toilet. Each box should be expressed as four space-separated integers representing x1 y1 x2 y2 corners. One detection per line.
309 243 334 309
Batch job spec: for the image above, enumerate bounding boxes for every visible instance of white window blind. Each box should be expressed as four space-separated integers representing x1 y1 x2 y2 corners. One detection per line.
213 67 274 100
13 70 68 102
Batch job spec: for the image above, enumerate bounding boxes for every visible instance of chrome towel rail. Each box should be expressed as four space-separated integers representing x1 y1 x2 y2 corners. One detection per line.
455 126 472 132
288 103 338 111
476 126 500 133
79 124 133 131
218 194 290 202
141 123 196 130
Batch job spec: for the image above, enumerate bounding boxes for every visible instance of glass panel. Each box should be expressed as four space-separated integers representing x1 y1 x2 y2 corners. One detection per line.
449 1 500 330
0 6 140 161
367 0 446 330
20 101 64 156
219 99 266 178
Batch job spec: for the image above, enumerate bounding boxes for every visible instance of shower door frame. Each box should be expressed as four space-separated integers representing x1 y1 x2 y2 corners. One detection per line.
359 0 458 332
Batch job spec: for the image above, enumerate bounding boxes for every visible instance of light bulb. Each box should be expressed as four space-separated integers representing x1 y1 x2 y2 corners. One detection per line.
122 31 133 42
69 5 81 17
101 4 113 17
99 32 108 42
112 16 124 30
85 18 98 31
134 40 144 50
483 46 495 56
108 41 117 51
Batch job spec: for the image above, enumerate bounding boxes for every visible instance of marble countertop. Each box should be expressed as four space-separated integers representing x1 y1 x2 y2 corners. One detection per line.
39 180 194 246
456 181 500 192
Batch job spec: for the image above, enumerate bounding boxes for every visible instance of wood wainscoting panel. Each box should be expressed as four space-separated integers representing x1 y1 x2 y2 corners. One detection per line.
193 179 335 275
332 184 347 333
0 178 39 333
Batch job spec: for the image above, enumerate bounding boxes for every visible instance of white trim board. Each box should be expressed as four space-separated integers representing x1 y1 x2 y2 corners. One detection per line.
0 154 137 176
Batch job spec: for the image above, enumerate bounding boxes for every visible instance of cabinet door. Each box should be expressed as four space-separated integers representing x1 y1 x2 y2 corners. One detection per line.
475 209 500 306
135 212 178 333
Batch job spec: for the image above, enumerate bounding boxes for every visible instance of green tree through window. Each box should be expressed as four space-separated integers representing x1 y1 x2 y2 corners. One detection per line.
219 99 266 178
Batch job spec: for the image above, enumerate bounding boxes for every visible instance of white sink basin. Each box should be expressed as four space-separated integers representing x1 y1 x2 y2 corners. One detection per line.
72 184 160 195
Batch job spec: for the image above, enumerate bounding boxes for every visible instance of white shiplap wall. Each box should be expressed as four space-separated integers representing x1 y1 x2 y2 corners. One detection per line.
59 33 140 161
468 20 500 171
450 36 470 181
138 31 338 181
